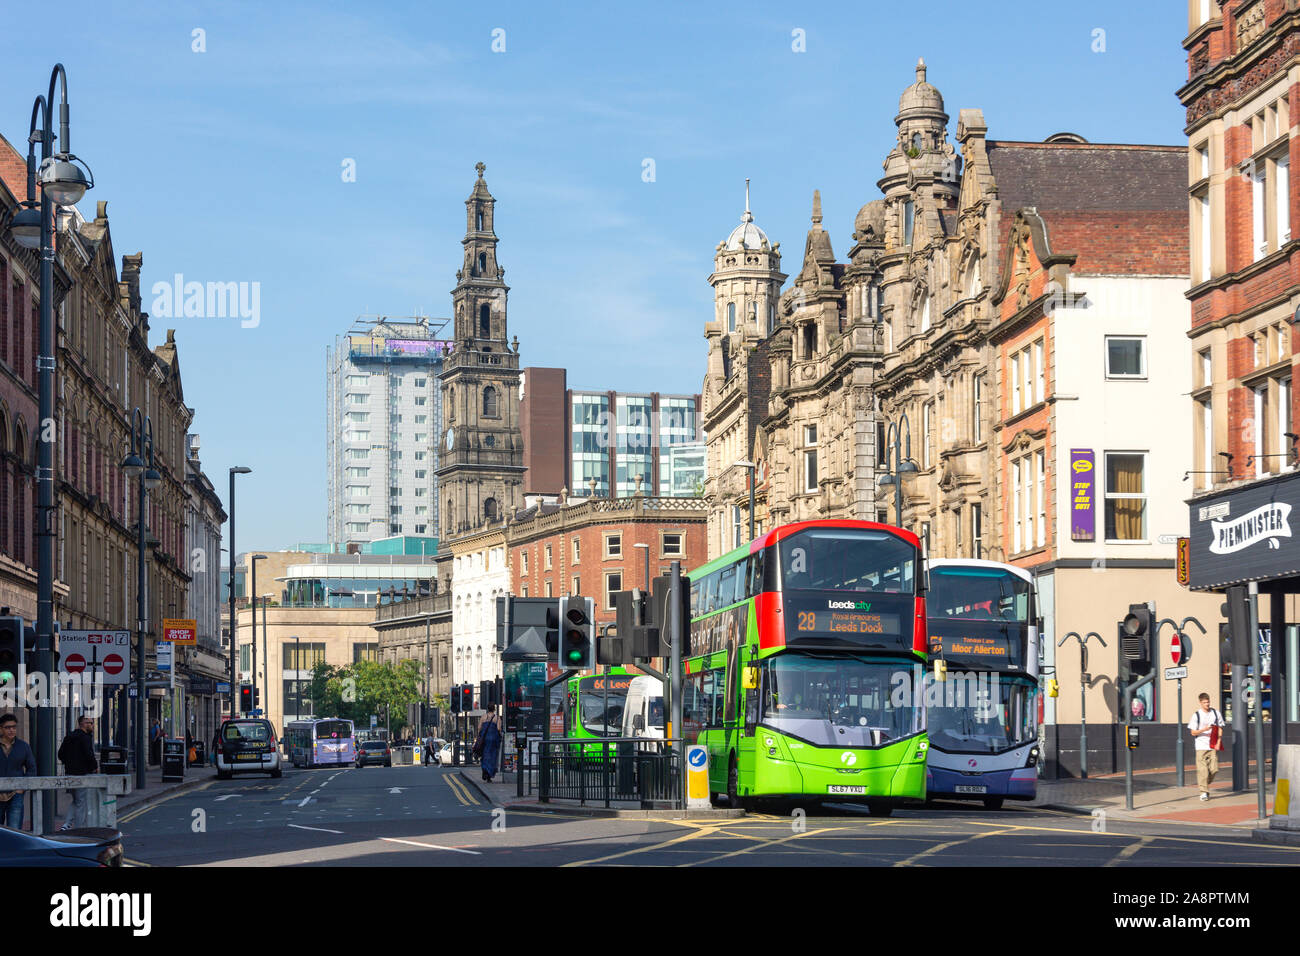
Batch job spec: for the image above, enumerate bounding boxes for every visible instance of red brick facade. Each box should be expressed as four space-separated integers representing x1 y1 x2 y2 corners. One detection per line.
506 497 708 629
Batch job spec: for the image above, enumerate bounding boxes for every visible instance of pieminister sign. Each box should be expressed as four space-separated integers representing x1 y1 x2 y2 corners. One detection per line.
1187 471 1300 590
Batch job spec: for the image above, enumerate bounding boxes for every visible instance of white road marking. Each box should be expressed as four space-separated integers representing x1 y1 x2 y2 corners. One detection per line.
289 824 343 834
388 787 405 794
214 795 240 802
380 837 480 856
298 796 312 807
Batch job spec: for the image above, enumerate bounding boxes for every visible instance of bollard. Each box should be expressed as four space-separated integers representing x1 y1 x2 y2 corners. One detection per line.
1271 745 1300 834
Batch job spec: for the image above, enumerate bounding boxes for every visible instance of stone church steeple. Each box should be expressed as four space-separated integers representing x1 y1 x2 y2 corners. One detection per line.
437 163 525 540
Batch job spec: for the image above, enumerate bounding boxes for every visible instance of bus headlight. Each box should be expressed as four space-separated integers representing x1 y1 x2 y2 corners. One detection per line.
1027 746 1040 767
915 740 929 761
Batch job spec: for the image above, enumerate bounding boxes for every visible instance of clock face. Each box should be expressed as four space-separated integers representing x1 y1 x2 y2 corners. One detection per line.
445 428 455 450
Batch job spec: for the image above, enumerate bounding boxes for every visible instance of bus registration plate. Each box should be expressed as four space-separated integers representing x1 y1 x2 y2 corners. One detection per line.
827 785 865 795
955 785 987 794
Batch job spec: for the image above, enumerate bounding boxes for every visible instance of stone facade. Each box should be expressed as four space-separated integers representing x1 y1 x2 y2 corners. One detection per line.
449 525 509 685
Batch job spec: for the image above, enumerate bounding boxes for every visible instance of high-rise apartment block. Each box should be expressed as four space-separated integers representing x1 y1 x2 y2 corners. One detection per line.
326 316 451 546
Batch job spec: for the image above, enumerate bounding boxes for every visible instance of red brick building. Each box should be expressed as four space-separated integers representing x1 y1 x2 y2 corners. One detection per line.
1179 0 1300 746
506 495 708 628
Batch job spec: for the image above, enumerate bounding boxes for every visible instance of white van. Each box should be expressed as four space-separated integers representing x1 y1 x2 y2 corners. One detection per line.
622 675 665 746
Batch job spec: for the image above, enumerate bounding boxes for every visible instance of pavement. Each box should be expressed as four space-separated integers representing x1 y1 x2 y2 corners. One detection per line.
455 767 745 818
1030 761 1277 831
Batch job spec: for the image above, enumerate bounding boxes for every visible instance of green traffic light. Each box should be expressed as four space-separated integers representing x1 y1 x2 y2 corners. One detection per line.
0 671 14 687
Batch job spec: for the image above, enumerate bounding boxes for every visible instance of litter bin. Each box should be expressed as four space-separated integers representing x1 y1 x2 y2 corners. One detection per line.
101 745 127 776
161 738 186 782
189 741 206 767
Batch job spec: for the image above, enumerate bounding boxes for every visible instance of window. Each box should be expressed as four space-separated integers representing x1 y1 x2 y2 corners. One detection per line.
661 532 683 556
1013 459 1023 553
1105 452 1147 541
972 374 984 443
732 505 743 549
971 502 983 559
415 415 427 424
902 199 914 246
604 571 622 611
922 403 933 469
1036 450 1047 548
545 580 553 597
521 550 528 575
1198 348 1212 389
1034 340 1045 400
572 538 580 563
415 378 426 388
483 387 499 418
544 544 552 570
571 575 580 595
1106 337 1146 378
803 424 818 493
414 396 426 406
604 532 622 558
919 296 931 333
727 302 736 332
1011 353 1021 414
415 469 426 479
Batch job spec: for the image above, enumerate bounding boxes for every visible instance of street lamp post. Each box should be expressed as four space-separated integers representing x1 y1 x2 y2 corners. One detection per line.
633 542 650 594
733 460 757 542
262 593 272 723
227 468 252 723
3 63 94 831
876 414 920 528
122 408 161 790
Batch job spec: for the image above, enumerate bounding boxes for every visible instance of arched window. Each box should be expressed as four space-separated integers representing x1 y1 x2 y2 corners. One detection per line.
912 132 923 152
479 303 490 338
477 253 487 274
446 498 454 535
750 302 758 327
484 497 498 522
964 259 981 299
768 302 776 335
920 296 931 333
727 302 735 332
476 210 484 231
483 386 499 418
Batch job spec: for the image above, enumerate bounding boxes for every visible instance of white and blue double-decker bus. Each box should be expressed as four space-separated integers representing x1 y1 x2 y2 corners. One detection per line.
285 718 357 768
925 560 1040 809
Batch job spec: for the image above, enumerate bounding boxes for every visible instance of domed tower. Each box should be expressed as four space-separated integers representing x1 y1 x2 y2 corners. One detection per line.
703 181 786 557
879 59 961 254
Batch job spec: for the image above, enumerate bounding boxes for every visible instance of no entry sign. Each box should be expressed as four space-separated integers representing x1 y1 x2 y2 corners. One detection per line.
59 631 131 684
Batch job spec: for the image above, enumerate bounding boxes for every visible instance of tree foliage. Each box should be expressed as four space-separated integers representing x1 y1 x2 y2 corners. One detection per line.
307 658 424 728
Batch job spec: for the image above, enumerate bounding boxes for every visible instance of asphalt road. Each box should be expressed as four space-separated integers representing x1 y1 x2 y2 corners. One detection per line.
117 765 1300 867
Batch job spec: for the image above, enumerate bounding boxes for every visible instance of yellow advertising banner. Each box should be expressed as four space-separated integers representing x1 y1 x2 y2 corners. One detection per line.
163 618 198 644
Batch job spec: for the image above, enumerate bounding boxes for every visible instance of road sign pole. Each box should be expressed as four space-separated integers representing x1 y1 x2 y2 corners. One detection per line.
1248 582 1267 821
669 560 683 809
1177 676 1184 789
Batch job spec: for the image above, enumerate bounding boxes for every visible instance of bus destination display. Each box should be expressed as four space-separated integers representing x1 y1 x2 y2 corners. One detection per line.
930 632 1016 661
793 606 900 637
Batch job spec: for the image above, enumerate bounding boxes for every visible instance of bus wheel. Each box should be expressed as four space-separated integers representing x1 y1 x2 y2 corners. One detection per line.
982 796 1004 810
867 800 893 817
727 754 742 809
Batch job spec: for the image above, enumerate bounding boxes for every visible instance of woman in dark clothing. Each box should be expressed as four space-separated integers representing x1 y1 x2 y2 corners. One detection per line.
476 705 503 782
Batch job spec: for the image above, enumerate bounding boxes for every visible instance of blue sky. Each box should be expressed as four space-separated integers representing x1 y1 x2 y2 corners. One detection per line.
1 1 1188 552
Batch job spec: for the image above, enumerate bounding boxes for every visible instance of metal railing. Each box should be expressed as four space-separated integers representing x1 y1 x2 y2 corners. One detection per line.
524 738 681 809
0 775 128 835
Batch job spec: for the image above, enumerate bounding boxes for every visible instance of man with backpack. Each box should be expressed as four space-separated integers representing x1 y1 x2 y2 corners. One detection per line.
57 715 98 829
1188 692 1225 802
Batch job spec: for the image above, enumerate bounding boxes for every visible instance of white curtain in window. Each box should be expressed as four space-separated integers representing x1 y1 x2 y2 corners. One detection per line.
1200 195 1211 282
1036 450 1047 548
1253 165 1267 261
1278 155 1291 244
1013 460 1023 553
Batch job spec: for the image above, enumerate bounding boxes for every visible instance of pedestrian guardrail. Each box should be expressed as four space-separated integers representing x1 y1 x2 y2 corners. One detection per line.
0 775 129 835
526 738 681 809
391 745 418 766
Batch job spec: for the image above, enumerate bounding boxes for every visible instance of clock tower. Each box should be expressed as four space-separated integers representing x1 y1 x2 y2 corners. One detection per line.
437 162 525 540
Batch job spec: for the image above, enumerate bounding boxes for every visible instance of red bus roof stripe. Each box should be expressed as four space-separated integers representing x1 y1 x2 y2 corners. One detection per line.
749 519 922 554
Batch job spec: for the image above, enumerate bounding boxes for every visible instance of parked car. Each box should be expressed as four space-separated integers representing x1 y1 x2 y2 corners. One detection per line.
0 825 123 867
215 718 282 779
357 740 392 768
437 741 456 765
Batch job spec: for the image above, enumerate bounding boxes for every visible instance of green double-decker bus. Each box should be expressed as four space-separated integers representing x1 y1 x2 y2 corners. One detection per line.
563 667 635 754
682 519 929 815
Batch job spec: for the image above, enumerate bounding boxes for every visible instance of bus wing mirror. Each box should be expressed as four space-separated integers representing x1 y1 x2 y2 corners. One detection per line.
742 666 759 690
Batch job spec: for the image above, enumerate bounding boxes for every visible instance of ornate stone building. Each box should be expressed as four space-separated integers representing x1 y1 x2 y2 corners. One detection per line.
437 163 525 540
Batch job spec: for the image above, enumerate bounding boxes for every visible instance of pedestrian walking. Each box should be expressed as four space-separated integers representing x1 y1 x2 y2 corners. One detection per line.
149 719 163 766
476 705 503 783
0 714 37 830
1188 692 1225 802
57 715 98 830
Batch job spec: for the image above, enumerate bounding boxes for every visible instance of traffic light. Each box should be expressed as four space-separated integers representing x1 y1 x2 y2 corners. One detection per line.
544 606 562 663
451 684 461 714
558 595 595 670
1220 585 1252 664
239 684 253 713
459 684 475 713
479 680 501 709
0 616 20 689
1119 602 1154 680
21 620 38 672
254 687 261 707
646 574 691 658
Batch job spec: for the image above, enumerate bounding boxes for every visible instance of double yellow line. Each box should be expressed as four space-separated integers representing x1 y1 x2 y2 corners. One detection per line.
445 774 481 806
